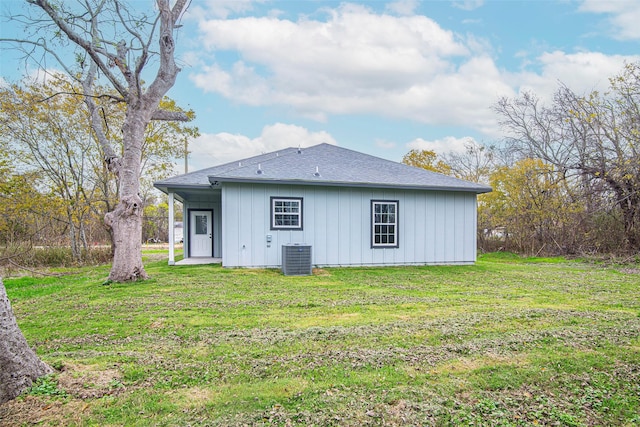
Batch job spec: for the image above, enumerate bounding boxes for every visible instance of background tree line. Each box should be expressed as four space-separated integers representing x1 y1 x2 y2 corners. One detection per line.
404 62 640 256
4 62 640 266
0 74 196 270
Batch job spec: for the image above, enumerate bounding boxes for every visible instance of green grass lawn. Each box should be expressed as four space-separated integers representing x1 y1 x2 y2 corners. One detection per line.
1 252 639 426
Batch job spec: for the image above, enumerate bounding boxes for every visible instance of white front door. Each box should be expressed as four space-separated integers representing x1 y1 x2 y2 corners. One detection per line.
190 210 212 257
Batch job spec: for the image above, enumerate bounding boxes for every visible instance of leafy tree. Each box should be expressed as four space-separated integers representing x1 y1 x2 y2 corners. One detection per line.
482 158 580 254
0 148 64 251
143 201 169 243
1 78 99 259
495 62 640 250
402 149 452 174
2 0 191 281
0 76 197 260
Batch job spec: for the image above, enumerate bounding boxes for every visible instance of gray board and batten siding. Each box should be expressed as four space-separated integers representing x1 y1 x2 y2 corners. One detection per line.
222 182 479 268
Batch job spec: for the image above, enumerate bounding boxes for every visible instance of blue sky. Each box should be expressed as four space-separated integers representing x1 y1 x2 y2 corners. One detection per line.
2 1 640 171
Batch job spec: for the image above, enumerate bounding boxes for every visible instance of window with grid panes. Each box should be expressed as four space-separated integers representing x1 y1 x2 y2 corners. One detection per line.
271 197 303 230
371 200 398 248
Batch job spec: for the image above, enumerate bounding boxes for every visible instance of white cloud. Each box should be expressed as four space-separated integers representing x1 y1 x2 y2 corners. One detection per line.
579 0 640 40
196 4 468 74
191 62 270 106
187 123 337 170
452 1 485 12
513 51 640 102
191 4 507 129
189 2 640 140
385 0 419 16
406 136 474 155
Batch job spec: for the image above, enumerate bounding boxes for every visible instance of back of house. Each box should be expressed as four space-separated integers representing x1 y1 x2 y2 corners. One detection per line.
154 143 491 269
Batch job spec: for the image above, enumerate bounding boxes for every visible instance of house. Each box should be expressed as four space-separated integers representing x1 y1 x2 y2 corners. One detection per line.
154 143 492 268
174 221 183 243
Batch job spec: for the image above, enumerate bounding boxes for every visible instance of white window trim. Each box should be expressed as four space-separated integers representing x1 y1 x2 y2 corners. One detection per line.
271 197 303 230
371 200 399 248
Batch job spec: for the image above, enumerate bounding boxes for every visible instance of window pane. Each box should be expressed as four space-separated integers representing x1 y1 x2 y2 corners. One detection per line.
372 201 398 247
283 215 298 225
272 198 302 229
195 215 208 235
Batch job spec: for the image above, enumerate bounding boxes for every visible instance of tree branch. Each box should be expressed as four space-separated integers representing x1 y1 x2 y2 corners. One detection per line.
27 0 129 97
82 61 122 176
150 109 190 121
144 0 185 106
0 37 80 82
171 0 190 25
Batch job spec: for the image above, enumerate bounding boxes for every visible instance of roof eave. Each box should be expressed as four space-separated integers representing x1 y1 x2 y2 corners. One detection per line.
153 182 218 194
208 177 492 194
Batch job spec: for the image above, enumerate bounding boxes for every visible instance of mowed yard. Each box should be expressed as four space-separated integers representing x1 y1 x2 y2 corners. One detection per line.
1 252 639 426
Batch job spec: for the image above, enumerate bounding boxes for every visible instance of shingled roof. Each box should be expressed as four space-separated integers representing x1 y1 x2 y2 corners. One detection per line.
155 143 492 194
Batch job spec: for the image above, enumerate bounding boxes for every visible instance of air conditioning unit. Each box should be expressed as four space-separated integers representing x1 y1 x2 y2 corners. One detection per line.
282 244 312 276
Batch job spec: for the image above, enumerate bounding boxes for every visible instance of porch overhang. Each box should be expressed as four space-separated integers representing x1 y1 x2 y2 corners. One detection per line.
153 184 220 202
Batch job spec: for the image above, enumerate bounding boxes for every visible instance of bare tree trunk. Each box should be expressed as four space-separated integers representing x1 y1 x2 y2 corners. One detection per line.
105 113 148 281
80 221 88 253
69 216 80 262
105 195 146 281
0 278 52 404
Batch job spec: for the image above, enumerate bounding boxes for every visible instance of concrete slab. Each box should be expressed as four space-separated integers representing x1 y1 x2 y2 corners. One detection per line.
175 257 222 265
